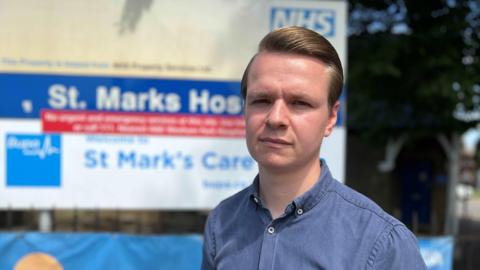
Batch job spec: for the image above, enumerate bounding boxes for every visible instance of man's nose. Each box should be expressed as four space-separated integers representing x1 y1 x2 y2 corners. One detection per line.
266 101 288 128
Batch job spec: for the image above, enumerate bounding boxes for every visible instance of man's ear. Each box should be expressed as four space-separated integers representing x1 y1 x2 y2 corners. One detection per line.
242 99 246 116
324 101 339 137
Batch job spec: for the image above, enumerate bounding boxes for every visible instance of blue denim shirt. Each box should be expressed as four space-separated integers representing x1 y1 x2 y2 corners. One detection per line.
202 162 427 270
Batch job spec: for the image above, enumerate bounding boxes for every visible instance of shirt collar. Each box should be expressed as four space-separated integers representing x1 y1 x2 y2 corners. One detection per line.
249 175 262 207
248 159 335 213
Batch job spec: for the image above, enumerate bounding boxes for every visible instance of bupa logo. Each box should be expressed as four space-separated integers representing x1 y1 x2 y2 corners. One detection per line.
6 134 61 187
270 7 335 37
7 135 60 159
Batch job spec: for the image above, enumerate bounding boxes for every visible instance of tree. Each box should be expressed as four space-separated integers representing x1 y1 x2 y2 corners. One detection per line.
348 0 480 234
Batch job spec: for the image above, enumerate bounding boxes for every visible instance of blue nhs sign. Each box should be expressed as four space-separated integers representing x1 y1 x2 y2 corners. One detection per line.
270 7 335 37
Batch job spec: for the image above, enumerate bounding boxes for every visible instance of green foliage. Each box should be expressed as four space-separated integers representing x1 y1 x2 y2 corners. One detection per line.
347 0 479 142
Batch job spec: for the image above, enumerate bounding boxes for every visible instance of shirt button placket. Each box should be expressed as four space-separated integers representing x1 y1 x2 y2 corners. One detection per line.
259 224 277 270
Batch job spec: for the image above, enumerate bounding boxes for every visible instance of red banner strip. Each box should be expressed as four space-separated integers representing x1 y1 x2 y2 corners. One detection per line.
41 110 245 138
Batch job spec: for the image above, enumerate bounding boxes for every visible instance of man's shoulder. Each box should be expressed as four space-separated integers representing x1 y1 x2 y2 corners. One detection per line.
326 180 425 268
209 184 253 219
327 179 401 227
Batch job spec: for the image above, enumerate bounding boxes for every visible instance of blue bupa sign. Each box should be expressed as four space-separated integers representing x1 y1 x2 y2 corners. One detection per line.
6 134 61 187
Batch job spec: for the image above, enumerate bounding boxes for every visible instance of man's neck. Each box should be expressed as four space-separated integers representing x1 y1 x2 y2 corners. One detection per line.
258 160 321 219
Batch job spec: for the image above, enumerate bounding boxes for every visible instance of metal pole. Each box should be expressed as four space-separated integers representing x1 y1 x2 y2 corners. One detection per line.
38 210 52 232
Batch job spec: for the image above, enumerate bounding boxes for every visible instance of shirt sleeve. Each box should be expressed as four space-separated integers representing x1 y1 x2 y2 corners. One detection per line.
366 224 427 270
201 210 216 270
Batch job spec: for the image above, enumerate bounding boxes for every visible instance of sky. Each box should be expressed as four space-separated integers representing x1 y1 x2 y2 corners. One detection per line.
462 127 480 154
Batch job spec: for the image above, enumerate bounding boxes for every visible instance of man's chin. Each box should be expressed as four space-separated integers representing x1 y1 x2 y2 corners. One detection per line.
255 156 298 172
253 152 321 174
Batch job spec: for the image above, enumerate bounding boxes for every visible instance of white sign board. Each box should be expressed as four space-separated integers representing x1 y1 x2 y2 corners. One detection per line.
0 0 347 209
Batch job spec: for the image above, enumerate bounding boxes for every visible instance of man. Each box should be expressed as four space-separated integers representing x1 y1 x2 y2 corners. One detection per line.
202 26 426 270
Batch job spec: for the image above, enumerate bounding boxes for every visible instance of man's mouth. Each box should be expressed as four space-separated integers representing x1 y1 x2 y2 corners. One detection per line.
259 137 292 145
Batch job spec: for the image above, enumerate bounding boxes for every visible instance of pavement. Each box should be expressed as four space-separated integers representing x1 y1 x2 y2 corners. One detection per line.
464 197 480 221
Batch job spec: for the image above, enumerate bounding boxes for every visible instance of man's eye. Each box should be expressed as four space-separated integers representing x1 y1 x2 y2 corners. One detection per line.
291 100 311 107
251 99 269 105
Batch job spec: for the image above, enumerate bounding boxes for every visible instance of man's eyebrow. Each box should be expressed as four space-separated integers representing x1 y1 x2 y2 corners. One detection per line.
286 91 316 101
246 91 271 99
246 91 317 101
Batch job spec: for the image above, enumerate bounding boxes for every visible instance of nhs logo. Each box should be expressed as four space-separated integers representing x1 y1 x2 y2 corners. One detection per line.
271 7 335 37
6 134 61 187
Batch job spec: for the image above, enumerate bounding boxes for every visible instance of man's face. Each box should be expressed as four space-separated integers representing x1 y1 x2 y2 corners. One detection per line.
244 52 339 172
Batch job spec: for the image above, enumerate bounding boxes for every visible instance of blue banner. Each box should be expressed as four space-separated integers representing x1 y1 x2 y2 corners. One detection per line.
0 73 242 118
418 236 453 270
0 233 202 270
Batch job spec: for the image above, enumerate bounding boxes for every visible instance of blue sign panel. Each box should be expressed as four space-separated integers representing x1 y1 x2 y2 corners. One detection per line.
0 233 202 270
6 134 61 187
418 236 454 270
0 73 242 119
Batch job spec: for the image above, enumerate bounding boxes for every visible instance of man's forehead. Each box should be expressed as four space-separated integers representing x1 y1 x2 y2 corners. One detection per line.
247 53 330 94
248 52 329 78
252 51 327 66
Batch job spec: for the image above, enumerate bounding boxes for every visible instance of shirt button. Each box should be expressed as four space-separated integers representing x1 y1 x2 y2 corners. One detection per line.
253 197 259 204
296 208 304 215
267 226 275 234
